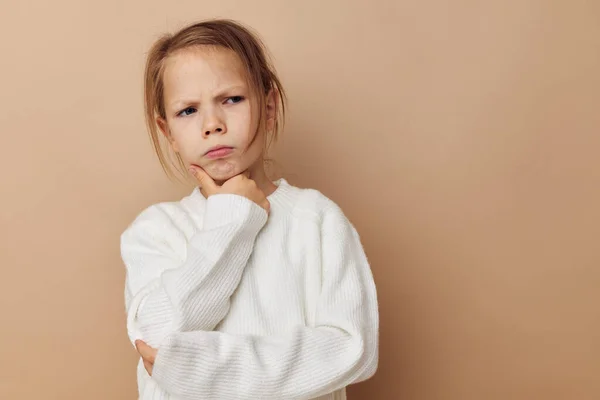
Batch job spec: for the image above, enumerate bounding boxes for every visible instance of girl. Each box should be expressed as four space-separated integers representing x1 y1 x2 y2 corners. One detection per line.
121 19 379 400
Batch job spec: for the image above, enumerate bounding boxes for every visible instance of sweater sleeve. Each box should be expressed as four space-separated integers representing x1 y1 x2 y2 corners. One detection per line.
121 194 267 348
151 203 379 400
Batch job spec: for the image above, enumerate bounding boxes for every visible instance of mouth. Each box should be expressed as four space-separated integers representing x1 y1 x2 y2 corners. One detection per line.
204 145 234 159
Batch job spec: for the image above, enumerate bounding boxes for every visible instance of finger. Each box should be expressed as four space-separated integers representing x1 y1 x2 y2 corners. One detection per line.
135 340 157 364
189 165 218 192
224 173 246 185
143 360 154 376
227 171 248 183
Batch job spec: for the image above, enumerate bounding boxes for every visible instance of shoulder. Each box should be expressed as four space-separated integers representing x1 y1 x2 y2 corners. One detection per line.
284 181 353 228
287 183 366 259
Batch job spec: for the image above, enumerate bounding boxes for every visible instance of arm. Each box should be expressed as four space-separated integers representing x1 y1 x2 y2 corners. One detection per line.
122 194 267 347
151 204 379 400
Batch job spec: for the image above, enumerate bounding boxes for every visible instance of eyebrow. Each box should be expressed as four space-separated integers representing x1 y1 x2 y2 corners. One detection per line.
169 85 247 110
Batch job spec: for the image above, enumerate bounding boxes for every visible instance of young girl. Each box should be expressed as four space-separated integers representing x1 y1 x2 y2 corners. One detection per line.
121 19 379 400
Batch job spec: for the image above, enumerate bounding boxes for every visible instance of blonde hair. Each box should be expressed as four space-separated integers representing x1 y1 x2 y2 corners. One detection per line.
143 19 286 182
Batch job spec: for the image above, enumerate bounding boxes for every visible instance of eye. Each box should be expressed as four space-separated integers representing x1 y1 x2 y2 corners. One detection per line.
177 107 197 117
225 96 244 104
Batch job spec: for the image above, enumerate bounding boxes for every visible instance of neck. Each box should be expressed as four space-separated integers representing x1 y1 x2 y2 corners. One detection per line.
247 159 277 197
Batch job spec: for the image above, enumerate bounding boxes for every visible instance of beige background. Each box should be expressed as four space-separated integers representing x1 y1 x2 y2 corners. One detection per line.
1 0 599 399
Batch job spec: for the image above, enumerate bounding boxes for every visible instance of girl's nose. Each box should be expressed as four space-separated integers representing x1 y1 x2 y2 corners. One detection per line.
202 115 226 136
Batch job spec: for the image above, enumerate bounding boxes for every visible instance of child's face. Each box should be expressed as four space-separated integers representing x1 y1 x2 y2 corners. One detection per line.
157 47 266 182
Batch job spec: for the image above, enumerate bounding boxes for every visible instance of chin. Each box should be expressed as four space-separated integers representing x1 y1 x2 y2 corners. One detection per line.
204 163 240 182
210 174 236 185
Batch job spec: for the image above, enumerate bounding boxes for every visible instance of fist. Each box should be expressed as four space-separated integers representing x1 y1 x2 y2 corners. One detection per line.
189 166 270 214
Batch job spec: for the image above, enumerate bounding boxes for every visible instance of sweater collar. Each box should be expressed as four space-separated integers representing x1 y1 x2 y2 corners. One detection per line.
190 178 294 208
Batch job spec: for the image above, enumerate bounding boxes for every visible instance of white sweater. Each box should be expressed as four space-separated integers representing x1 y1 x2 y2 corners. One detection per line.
121 179 379 400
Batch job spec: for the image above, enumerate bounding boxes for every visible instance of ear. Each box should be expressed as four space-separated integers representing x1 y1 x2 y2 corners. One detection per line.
265 89 279 131
156 117 179 153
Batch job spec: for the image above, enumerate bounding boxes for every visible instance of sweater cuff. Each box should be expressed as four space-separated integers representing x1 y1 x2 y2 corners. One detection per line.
203 194 268 234
152 332 214 398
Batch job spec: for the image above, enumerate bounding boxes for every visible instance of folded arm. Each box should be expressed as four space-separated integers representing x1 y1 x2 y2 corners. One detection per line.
121 194 267 347
151 204 379 399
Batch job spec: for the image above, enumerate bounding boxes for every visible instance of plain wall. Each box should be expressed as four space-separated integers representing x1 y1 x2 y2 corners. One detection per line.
1 0 599 399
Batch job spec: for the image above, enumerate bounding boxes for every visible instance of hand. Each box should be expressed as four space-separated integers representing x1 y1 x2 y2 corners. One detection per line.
135 340 158 376
189 166 270 214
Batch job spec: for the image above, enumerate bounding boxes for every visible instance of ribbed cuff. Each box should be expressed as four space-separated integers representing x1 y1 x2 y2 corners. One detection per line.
203 194 268 234
152 332 216 399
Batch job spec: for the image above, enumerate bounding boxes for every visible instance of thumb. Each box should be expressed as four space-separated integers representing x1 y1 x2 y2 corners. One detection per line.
189 165 217 193
135 340 157 364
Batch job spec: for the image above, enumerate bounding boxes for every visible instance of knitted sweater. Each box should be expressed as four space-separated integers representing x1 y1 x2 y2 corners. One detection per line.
120 179 379 400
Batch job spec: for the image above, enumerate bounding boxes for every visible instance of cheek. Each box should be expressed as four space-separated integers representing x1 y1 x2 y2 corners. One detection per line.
168 136 193 164
170 137 181 153
170 123 197 152
169 130 186 153
234 103 256 140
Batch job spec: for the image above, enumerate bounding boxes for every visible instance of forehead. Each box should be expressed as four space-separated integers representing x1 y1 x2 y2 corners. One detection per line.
162 47 248 97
